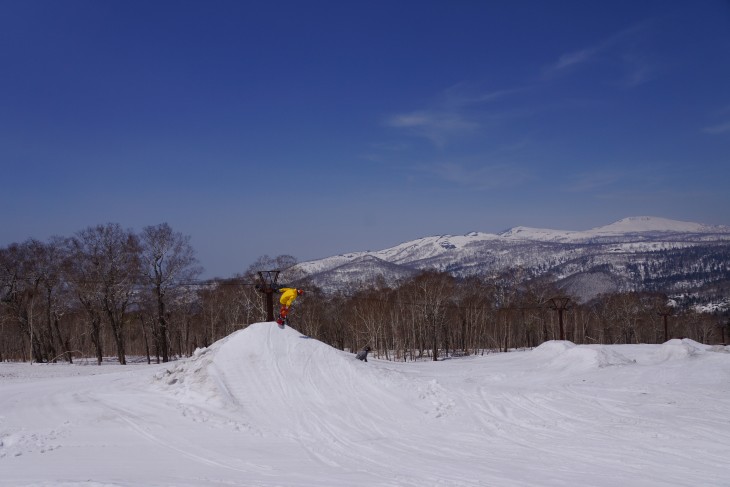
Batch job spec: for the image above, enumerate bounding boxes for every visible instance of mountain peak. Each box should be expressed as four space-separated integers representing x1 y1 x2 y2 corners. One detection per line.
497 225 576 241
593 216 712 234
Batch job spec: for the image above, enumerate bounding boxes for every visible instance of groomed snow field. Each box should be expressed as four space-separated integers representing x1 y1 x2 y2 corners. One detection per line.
2 322 729 486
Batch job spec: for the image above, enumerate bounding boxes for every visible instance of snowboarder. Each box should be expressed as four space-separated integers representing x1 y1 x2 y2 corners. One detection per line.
355 346 371 362
276 287 304 325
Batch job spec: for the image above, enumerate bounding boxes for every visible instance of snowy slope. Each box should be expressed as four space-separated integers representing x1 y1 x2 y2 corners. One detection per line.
3 323 730 486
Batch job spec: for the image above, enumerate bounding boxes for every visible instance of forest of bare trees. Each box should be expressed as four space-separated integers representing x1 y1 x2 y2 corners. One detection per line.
0 223 201 364
1 229 728 364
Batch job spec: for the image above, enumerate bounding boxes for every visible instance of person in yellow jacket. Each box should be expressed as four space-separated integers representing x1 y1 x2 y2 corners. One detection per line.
276 287 304 325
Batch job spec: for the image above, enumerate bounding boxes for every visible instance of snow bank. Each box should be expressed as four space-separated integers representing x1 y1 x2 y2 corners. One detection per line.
651 338 712 362
153 322 455 434
548 346 636 372
156 322 377 401
154 337 231 408
530 340 635 373
527 339 729 371
532 340 577 357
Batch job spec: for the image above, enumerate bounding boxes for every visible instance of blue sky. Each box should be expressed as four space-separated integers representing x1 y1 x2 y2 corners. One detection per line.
2 0 729 278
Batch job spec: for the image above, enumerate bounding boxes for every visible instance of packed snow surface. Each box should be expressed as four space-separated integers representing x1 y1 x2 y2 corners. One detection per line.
2 323 730 486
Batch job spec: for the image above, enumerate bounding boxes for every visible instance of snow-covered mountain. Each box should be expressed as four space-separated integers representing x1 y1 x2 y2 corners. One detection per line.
498 216 724 242
294 217 730 302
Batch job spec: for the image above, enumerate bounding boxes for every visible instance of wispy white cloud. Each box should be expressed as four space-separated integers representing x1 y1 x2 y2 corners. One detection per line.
385 110 478 147
385 83 524 146
551 47 599 72
543 21 658 87
702 121 730 135
441 83 527 108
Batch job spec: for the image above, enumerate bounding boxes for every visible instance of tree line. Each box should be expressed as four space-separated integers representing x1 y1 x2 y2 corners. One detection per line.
0 223 200 364
307 271 729 361
1 236 728 363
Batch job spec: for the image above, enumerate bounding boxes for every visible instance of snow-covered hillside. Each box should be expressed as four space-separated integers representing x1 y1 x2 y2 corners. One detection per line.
296 232 501 276
2 322 730 486
498 216 725 242
299 216 730 274
294 217 730 300
585 216 721 235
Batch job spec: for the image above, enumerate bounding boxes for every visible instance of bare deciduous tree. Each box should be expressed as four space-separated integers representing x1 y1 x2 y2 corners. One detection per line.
0 241 43 361
69 224 140 365
139 223 202 362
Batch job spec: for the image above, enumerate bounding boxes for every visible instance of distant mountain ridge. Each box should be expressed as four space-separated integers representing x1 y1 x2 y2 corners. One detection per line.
293 217 730 303
497 216 725 242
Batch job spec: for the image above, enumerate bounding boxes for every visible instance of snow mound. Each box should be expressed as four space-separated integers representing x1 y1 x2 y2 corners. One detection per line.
154 322 454 434
652 338 710 362
532 340 577 357
155 322 374 407
547 347 635 372
531 341 634 372
154 336 232 409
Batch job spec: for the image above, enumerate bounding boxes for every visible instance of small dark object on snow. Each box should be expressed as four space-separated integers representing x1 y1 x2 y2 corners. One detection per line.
355 346 371 362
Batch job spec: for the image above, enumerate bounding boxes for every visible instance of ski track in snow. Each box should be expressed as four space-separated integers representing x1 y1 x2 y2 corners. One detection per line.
2 324 730 486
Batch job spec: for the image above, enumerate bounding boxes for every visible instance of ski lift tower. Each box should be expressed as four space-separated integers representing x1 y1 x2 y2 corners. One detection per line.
256 270 281 322
658 307 672 342
548 296 571 341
